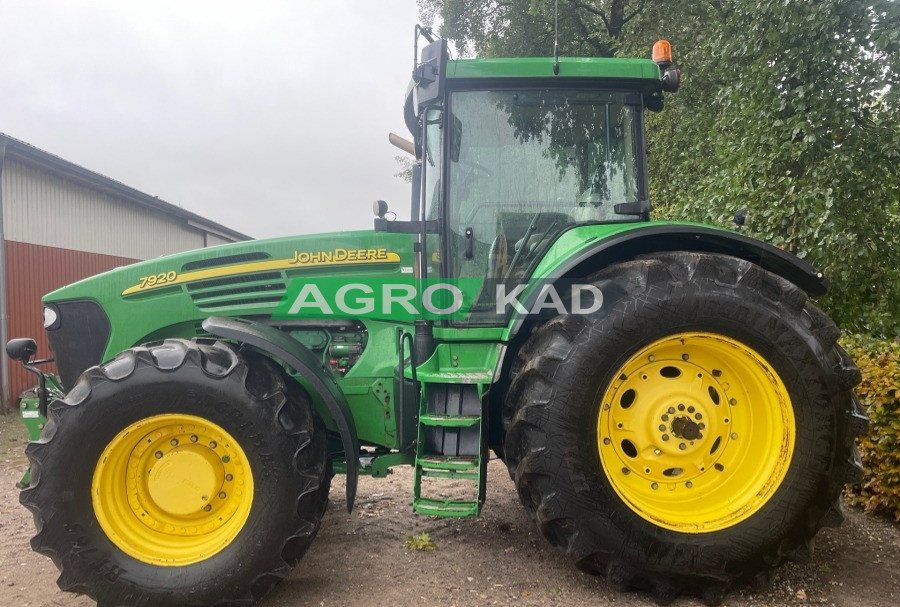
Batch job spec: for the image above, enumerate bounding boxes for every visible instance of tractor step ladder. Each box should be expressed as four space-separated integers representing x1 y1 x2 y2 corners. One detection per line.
413 383 486 517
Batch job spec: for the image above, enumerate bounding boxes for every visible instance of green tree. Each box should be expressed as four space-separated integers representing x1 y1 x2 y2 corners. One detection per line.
421 0 900 336
657 1 900 335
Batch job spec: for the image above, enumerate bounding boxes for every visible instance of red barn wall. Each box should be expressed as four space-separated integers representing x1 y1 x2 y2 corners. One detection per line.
4 241 138 402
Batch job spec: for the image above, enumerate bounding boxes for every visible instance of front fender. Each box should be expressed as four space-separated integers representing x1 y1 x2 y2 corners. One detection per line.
202 316 359 513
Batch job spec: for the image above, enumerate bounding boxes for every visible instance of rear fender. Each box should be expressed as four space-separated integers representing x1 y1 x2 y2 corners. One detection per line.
505 224 828 341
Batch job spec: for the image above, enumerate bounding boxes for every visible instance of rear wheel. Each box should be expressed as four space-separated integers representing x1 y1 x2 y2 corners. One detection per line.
21 339 331 606
504 252 866 603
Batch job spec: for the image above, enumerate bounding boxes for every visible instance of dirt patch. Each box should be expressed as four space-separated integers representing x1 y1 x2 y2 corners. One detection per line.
0 412 897 607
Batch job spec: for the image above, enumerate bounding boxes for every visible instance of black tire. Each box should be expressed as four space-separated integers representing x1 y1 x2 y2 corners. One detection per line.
20 338 331 607
503 252 867 604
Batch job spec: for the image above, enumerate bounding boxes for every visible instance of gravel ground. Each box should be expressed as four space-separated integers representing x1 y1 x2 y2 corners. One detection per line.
1 412 897 607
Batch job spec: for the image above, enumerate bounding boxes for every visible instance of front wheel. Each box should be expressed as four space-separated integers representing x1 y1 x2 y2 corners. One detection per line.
21 339 331 606
504 252 866 603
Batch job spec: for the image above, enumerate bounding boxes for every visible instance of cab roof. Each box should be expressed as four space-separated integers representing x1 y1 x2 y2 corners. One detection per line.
446 57 662 81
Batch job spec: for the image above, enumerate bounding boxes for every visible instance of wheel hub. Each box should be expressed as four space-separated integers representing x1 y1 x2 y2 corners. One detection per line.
670 416 700 440
147 448 221 516
597 333 794 533
92 414 254 566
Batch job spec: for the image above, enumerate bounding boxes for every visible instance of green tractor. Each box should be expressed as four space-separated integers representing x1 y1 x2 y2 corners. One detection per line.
8 28 866 606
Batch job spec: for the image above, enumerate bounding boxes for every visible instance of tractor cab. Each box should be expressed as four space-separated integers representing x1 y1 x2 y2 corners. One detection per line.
379 28 673 324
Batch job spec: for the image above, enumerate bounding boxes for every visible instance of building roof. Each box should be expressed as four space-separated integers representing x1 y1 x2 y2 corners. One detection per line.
0 133 251 242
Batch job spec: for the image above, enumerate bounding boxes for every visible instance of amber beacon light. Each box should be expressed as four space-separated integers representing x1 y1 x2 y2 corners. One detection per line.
652 39 680 92
652 40 672 68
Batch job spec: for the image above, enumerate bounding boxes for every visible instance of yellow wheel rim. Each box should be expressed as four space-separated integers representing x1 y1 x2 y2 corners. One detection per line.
92 414 254 566
597 333 795 533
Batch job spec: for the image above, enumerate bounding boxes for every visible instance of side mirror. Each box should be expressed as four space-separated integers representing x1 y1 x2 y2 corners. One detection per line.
415 38 448 110
6 338 37 362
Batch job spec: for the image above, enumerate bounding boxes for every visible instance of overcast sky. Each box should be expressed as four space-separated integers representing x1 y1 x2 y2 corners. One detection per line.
0 0 424 239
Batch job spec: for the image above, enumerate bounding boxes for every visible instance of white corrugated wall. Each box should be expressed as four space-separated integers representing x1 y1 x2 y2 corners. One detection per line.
2 159 208 259
206 233 233 247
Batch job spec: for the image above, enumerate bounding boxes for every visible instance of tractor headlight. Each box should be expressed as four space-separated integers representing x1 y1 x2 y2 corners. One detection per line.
43 305 60 330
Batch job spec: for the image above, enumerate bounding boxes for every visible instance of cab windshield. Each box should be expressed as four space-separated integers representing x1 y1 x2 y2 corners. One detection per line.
446 89 642 286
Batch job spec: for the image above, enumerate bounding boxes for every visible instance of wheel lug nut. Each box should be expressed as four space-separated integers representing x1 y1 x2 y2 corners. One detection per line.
731 432 738 440
678 443 687 450
190 435 198 443
218 492 227 499
658 424 666 431
203 505 212 512
662 414 669 421
686 481 693 488
668 407 675 414
603 437 610 445
622 467 630 475
155 451 163 459
687 406 695 413
695 413 702 420
662 434 670 441
225 474 234 481
698 423 705 429
170 438 178 446
648 355 655 362
651 482 659 490
209 441 218 449
678 404 685 411
729 398 737 406
681 354 689 361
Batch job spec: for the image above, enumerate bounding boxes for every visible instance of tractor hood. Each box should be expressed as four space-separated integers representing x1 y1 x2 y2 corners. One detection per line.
41 229 414 386
43 229 414 305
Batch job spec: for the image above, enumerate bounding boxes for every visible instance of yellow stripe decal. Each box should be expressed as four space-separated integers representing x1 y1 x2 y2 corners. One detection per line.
122 249 402 296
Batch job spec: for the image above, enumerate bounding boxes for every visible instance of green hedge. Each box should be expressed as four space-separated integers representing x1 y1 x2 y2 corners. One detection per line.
841 335 900 520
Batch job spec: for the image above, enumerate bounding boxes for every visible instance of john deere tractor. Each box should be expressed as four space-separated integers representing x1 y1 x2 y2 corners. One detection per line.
8 28 866 606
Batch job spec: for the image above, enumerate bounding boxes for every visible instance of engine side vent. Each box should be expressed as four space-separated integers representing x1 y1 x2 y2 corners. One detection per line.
193 295 284 310
187 272 282 291
189 273 286 310
182 252 270 272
